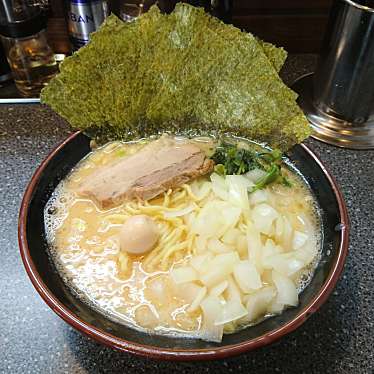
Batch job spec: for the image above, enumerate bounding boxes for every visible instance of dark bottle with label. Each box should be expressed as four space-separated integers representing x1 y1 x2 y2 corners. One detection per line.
65 0 109 51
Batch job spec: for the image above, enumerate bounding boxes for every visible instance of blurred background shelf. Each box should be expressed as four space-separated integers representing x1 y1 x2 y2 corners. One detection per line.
46 0 333 54
0 0 333 102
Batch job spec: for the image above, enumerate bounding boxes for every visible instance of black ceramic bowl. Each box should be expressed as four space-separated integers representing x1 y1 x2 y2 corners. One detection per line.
19 131 349 361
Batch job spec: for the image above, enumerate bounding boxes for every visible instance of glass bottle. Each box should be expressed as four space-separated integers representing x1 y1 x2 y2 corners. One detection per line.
0 0 58 97
1 30 58 97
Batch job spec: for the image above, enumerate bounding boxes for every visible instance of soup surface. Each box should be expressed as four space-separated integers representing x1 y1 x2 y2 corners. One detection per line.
45 136 321 342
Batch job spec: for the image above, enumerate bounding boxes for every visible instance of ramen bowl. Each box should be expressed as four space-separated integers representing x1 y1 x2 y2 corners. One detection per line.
18 131 349 361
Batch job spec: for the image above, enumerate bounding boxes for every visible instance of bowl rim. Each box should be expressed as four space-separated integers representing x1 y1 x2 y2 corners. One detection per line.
18 131 349 361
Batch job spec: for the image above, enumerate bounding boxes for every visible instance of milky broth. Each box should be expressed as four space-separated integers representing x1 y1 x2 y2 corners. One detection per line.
45 136 321 339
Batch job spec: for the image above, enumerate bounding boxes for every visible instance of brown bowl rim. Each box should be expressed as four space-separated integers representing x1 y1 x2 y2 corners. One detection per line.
18 131 349 361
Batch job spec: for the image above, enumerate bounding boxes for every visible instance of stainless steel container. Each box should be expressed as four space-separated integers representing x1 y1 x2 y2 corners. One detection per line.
292 0 374 149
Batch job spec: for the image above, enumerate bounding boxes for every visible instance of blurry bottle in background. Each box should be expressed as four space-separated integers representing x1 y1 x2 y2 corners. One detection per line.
65 0 109 51
114 0 233 23
0 0 58 97
118 1 143 21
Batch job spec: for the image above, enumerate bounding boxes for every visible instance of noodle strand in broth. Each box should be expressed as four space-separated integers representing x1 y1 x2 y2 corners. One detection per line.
45 136 321 342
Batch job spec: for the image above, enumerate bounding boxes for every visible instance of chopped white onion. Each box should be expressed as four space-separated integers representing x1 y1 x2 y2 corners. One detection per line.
233 260 262 293
222 228 241 246
200 296 224 342
192 201 241 238
281 215 293 249
262 238 279 258
207 238 233 254
210 280 228 297
294 242 318 265
221 204 242 231
159 170 318 340
245 168 267 183
199 252 239 287
198 326 224 343
200 296 223 321
177 282 203 304
262 253 305 276
245 286 276 321
214 300 248 326
236 234 248 258
170 266 198 284
224 275 242 302
194 181 212 201
246 225 263 272
190 253 212 273
249 189 268 205
275 216 284 239
190 179 201 197
194 235 208 253
252 203 279 235
272 270 298 306
210 173 229 201
292 230 309 250
267 300 285 314
225 175 252 208
187 286 207 313
210 172 227 189
199 267 227 288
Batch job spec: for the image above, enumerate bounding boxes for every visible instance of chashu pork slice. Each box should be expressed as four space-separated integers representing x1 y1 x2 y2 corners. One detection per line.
79 139 214 209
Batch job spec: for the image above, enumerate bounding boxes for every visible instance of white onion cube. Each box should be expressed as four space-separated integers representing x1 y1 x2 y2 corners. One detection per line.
210 280 228 297
222 228 241 245
207 238 232 254
252 204 279 235
272 270 298 306
214 300 248 326
200 296 224 342
233 260 262 293
187 286 207 313
262 253 304 276
190 253 212 273
245 286 276 321
171 266 198 284
199 252 239 287
225 276 242 302
292 230 309 250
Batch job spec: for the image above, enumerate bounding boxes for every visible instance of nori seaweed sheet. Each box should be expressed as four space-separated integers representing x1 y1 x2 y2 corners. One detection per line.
41 3 311 150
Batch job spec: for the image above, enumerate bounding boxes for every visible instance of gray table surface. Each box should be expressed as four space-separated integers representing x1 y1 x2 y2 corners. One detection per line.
0 55 373 374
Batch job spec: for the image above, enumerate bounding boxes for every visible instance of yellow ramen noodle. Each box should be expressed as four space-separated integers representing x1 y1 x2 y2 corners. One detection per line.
45 137 321 342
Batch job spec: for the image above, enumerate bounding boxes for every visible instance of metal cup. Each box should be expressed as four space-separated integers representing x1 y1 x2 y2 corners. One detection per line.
292 0 374 149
